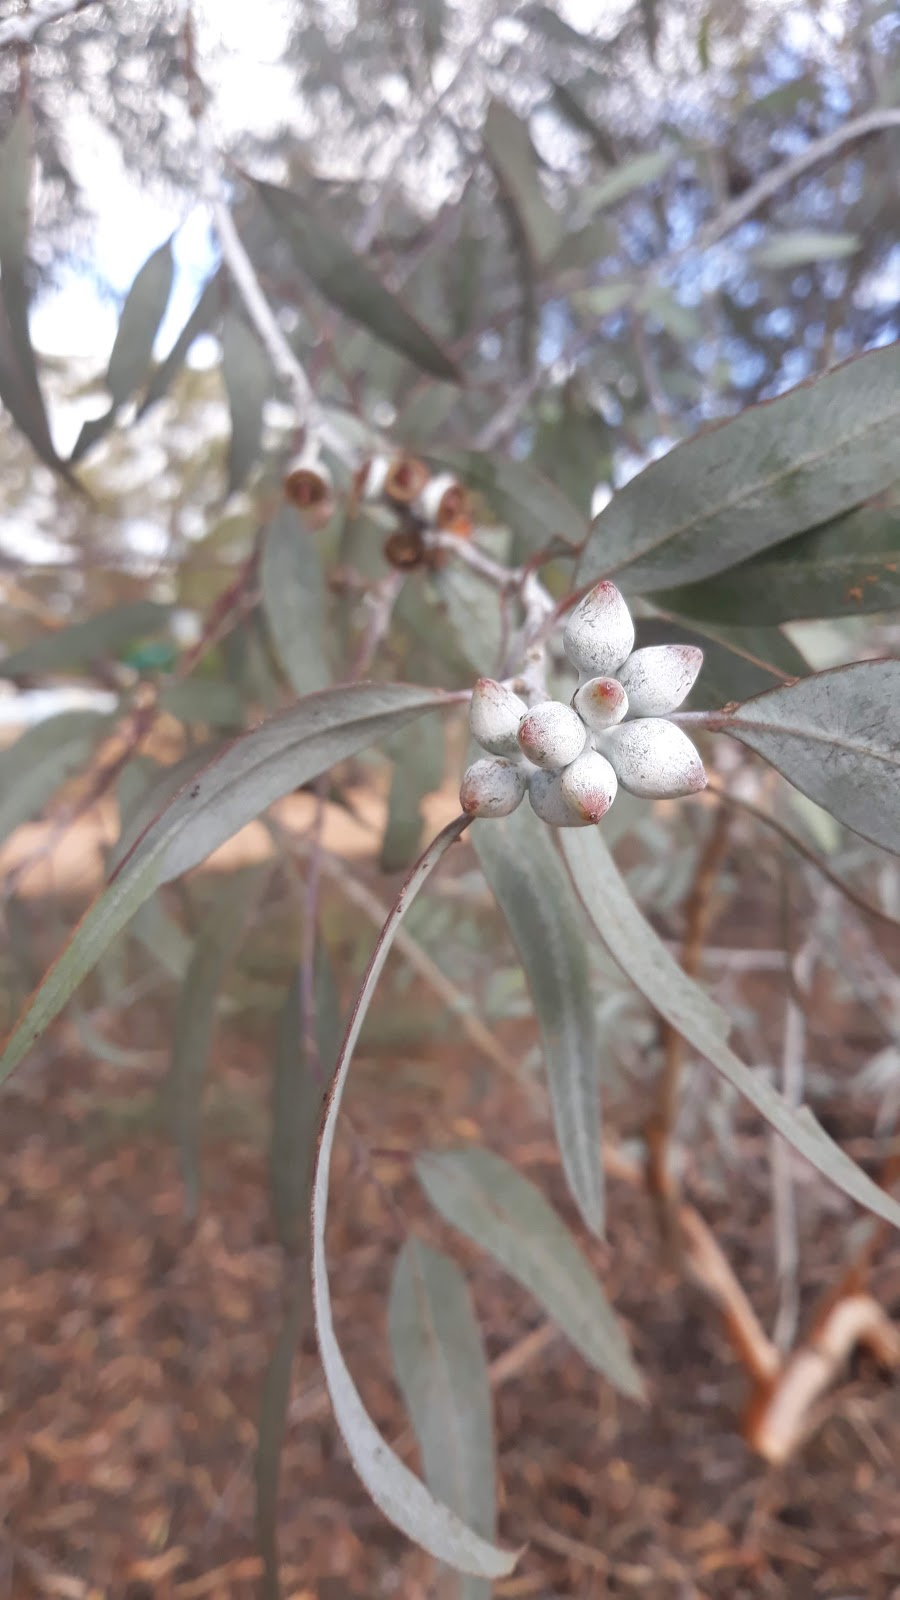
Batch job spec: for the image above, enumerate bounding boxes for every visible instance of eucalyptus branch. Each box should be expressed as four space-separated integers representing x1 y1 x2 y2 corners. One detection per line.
0 0 95 50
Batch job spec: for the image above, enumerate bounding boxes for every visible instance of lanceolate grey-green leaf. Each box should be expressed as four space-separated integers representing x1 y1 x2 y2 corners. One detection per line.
106 238 175 406
654 488 900 623
579 342 900 593
561 828 900 1232
0 600 171 679
482 99 564 267
261 504 331 697
222 310 273 492
0 684 450 1084
474 807 604 1237
416 1147 642 1397
715 661 900 856
0 710 110 844
389 1239 496 1600
256 180 460 383
270 952 340 1253
310 814 517 1577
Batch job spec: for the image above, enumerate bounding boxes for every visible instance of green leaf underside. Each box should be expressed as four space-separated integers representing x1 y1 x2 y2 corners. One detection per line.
137 269 223 418
654 488 900 624
483 99 564 267
270 953 340 1253
389 1239 496 1600
579 342 900 593
260 504 331 697
106 238 175 406
752 230 859 269
0 710 110 844
417 1147 642 1398
222 310 273 493
311 814 518 1579
561 829 900 1231
718 661 900 856
474 808 605 1237
256 180 461 383
0 684 450 1084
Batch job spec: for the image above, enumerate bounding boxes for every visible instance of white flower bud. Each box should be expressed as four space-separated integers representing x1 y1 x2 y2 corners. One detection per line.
517 701 589 771
460 756 526 818
563 581 635 677
572 675 628 734
600 719 707 799
412 472 469 530
469 678 528 757
528 769 593 828
559 750 618 822
616 644 703 718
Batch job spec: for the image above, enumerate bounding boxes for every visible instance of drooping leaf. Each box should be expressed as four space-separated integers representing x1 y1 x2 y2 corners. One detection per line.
752 230 860 270
473 806 604 1236
222 310 273 493
713 661 900 856
260 504 331 697
255 179 461 383
416 1147 642 1396
579 342 900 593
137 268 224 418
585 149 673 212
269 953 340 1253
0 710 109 844
310 814 517 1577
482 99 564 268
0 109 71 480
130 894 193 982
389 1239 496 1600
0 684 451 1084
380 717 445 873
107 239 175 406
159 679 244 729
165 868 264 1216
256 1280 309 1600
561 828 900 1231
432 448 587 552
654 488 900 623
0 600 171 679
437 559 505 677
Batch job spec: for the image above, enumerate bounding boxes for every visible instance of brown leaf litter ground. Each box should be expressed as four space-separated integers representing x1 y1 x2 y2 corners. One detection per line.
1 826 899 1600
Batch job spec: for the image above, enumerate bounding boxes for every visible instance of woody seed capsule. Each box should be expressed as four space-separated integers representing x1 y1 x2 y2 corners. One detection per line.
573 675 628 734
616 644 703 718
470 678 528 758
460 757 526 818
517 701 589 771
563 581 635 678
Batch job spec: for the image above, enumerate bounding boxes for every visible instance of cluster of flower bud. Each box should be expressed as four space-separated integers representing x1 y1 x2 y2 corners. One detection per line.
283 443 334 527
460 580 707 826
354 454 473 570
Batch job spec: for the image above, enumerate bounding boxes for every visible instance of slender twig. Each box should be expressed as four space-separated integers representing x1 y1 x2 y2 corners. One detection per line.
298 784 327 1084
646 804 731 1243
771 936 816 1352
0 0 95 49
349 571 405 678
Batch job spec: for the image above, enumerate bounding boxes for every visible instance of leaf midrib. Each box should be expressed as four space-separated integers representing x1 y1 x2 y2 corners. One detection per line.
729 712 900 771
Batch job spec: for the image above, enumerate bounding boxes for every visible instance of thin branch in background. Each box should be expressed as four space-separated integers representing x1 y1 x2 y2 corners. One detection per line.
298 782 327 1084
349 571 405 678
0 0 95 50
646 803 731 1247
771 934 816 1353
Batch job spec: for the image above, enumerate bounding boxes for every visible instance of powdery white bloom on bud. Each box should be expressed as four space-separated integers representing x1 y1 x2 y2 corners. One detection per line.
412 472 470 531
573 675 628 734
616 644 703 718
559 750 618 823
356 454 392 502
459 757 526 818
601 719 707 799
528 769 593 828
470 678 528 757
563 581 635 678
517 701 589 771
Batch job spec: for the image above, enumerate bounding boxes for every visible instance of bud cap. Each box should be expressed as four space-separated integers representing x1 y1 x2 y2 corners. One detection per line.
600 719 707 799
573 675 628 734
517 700 589 771
528 769 593 828
616 644 703 718
470 678 528 757
460 757 526 818
559 750 618 822
563 581 635 677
